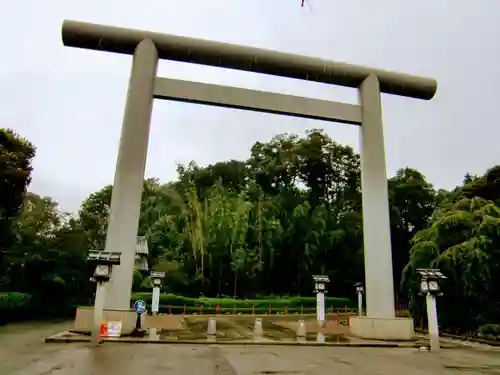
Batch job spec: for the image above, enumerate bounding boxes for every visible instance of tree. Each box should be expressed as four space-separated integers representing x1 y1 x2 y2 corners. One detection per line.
403 196 500 331
4 193 90 315
388 168 436 298
5 126 499 335
0 129 35 280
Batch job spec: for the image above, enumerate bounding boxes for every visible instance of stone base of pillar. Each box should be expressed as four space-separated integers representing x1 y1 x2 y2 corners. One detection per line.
349 316 415 341
74 307 142 335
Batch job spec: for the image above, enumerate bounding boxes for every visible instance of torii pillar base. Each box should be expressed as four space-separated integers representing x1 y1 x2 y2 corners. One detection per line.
349 316 415 341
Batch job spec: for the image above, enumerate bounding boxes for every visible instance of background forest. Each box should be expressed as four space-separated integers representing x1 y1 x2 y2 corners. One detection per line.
1 128 499 336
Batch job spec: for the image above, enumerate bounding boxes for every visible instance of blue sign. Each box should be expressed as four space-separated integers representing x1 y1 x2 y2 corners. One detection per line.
134 300 147 314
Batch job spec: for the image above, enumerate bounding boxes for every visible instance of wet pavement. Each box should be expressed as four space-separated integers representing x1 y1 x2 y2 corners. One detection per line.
156 316 350 343
2 321 500 374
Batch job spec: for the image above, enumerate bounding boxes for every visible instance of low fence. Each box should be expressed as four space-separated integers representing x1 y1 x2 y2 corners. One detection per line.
131 293 355 315
151 303 357 316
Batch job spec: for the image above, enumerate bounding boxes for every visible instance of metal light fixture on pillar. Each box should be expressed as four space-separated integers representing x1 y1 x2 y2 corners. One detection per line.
150 271 165 315
355 282 364 316
416 268 446 351
312 275 329 328
87 250 121 344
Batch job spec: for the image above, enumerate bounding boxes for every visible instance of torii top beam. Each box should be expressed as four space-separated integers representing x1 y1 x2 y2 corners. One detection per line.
61 20 437 100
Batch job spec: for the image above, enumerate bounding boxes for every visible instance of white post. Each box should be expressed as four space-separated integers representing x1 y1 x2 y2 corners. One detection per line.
296 319 307 339
253 318 264 340
316 332 325 343
359 75 396 319
207 318 217 336
148 327 159 341
316 291 325 326
103 39 159 310
152 286 160 314
92 282 106 344
357 290 363 316
426 293 440 350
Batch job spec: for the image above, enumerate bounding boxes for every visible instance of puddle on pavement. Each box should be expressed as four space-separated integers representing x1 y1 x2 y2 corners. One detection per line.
157 316 350 343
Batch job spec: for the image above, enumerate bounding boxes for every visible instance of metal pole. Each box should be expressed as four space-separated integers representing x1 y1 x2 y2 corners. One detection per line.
426 293 440 350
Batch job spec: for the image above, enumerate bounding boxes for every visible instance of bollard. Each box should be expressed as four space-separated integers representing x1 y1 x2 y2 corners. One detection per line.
300 305 304 316
253 318 264 339
207 317 217 336
216 304 220 315
296 319 307 339
336 309 340 323
316 331 325 343
268 303 272 315
233 303 236 315
168 304 172 315
252 303 255 315
346 310 350 327
149 327 159 341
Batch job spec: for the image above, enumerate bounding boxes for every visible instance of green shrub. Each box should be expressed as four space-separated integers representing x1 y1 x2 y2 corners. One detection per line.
0 292 32 324
156 304 319 314
131 293 354 313
477 324 500 338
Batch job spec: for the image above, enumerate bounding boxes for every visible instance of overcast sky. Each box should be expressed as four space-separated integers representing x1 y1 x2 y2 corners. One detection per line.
1 0 499 213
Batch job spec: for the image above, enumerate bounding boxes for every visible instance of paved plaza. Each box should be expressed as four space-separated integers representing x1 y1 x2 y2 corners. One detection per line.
1 322 500 375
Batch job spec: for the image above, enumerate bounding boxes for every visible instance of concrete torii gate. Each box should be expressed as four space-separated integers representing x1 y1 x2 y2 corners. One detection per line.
61 20 436 340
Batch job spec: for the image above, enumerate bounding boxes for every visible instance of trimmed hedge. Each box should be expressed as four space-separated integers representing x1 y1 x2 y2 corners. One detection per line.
477 324 500 340
131 293 354 314
0 292 32 324
155 304 319 314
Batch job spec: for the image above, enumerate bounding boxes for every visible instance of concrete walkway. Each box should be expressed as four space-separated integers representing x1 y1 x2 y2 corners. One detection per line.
2 322 500 374
7 342 500 375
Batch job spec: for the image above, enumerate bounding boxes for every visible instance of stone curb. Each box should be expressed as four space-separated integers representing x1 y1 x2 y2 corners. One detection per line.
44 333 444 348
415 329 500 347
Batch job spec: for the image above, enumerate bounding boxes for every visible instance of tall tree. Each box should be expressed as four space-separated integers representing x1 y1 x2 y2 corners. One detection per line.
0 129 35 285
388 168 436 298
403 196 500 331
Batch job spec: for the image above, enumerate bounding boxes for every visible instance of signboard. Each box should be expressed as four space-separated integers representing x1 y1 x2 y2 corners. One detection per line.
134 299 147 314
99 321 122 337
107 321 122 337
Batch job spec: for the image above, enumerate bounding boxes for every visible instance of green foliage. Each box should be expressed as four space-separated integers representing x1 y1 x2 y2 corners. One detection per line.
0 129 36 274
477 324 500 340
131 292 352 309
388 168 437 291
0 292 31 324
2 127 499 334
403 194 500 331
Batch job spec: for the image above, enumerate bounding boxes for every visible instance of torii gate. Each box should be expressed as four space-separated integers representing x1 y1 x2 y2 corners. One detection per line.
61 20 436 340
